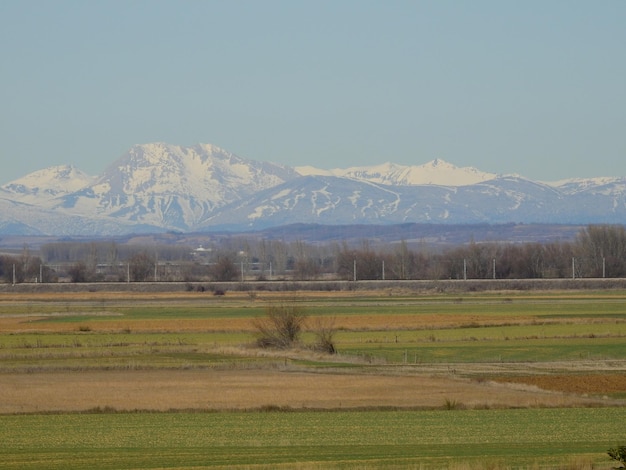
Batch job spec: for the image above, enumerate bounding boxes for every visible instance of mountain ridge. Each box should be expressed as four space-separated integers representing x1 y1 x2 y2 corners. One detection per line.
295 158 497 186
1 142 625 235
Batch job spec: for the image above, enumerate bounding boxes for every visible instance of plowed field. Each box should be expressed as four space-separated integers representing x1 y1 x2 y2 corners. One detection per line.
495 373 626 395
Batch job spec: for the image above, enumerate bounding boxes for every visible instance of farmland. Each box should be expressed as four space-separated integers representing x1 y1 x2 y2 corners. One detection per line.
1 286 626 468
2 408 625 469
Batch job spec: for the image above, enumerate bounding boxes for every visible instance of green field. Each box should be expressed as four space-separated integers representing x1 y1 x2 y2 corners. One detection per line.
1 288 625 468
3 290 626 371
1 408 625 469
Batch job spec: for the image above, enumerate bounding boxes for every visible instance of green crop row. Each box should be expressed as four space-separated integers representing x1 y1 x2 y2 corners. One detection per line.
1 408 624 469
341 336 626 363
4 290 626 321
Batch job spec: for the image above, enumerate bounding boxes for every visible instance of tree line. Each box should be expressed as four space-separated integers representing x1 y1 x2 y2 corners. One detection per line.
2 224 626 283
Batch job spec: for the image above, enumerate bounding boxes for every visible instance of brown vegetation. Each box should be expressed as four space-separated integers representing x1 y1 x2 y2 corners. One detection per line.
0 368 612 414
494 374 626 395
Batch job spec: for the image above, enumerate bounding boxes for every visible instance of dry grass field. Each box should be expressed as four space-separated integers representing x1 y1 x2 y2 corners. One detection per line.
1 365 616 414
1 288 625 414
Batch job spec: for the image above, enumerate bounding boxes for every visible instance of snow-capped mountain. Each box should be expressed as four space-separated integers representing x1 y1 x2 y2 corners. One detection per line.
3 165 95 205
296 159 496 186
0 189 151 236
547 177 626 196
1 142 625 235
52 143 298 231
201 175 576 230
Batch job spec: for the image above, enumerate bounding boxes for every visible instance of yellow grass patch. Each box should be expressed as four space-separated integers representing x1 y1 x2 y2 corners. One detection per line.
0 317 256 333
0 313 537 334
0 368 606 414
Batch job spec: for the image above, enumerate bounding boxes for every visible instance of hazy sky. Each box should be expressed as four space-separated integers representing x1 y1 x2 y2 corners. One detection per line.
1 0 625 184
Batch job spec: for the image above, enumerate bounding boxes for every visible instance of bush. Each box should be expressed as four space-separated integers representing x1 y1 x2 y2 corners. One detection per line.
608 446 626 468
253 300 307 349
311 316 337 354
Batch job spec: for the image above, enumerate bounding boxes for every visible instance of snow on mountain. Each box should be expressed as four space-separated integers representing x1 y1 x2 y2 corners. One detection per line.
202 174 606 231
202 175 411 229
296 159 496 186
546 177 626 195
101 142 295 198
53 143 299 231
294 165 334 177
0 190 151 236
1 142 626 236
2 165 95 205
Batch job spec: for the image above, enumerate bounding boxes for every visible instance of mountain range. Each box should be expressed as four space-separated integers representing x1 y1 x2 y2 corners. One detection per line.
1 142 625 236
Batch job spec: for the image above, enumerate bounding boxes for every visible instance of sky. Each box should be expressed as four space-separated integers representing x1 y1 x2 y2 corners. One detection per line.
1 0 625 184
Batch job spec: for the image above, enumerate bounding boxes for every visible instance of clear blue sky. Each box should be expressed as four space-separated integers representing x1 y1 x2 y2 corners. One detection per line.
1 0 625 184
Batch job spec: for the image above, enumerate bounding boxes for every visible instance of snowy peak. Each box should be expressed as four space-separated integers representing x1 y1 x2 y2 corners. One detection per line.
2 164 95 202
546 176 626 196
416 158 494 185
56 142 300 231
101 142 295 195
296 159 496 186
294 165 334 177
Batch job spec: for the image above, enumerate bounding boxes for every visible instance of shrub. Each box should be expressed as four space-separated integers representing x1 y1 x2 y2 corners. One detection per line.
311 316 337 354
608 446 626 468
443 398 463 410
253 300 307 349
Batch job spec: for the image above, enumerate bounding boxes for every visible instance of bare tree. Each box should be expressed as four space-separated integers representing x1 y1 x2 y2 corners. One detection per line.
576 224 626 277
210 255 238 281
129 252 154 282
68 261 92 283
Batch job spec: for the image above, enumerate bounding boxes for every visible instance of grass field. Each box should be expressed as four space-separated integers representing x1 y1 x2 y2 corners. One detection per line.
1 408 625 469
1 287 625 468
